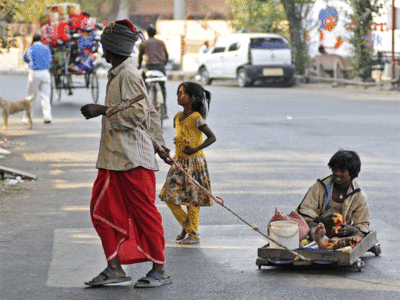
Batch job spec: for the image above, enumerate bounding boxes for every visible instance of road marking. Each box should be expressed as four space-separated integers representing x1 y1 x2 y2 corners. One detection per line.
61 204 168 211
46 224 400 291
46 225 265 288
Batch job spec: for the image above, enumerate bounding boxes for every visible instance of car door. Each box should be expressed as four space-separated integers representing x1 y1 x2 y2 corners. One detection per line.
205 43 227 78
222 41 247 78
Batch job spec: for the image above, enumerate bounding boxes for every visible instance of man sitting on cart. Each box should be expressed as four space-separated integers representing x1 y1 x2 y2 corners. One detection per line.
296 149 370 246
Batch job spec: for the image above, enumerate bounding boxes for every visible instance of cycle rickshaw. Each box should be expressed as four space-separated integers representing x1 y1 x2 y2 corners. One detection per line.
49 32 99 104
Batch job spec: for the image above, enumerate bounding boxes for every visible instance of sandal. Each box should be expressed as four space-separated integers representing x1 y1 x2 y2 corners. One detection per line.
177 232 200 245
84 266 131 286
134 270 173 288
176 219 189 241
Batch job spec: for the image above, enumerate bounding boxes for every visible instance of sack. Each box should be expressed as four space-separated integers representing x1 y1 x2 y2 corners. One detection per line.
267 208 310 240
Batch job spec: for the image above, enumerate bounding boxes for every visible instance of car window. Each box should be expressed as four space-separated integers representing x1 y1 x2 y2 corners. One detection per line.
250 38 290 50
212 46 226 54
228 42 240 52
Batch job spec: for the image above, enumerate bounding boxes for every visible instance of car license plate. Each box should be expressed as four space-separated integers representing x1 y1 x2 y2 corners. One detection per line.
262 68 284 76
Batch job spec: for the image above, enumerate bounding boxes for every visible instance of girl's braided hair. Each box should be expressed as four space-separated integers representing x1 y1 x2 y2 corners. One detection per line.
177 82 211 119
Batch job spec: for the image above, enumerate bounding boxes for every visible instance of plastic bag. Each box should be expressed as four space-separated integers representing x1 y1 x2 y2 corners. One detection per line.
267 208 310 240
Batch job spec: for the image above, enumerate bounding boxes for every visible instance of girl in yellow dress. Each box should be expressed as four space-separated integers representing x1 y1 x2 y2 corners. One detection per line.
159 82 216 244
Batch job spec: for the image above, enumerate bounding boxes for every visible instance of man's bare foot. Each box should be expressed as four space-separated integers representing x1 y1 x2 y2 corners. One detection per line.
314 223 327 249
98 257 126 280
153 263 169 278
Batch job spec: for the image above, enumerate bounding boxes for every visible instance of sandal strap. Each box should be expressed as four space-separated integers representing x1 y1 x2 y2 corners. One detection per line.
145 269 164 281
188 233 200 241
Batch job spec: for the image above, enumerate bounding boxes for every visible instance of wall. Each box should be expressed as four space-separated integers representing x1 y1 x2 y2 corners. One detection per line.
130 0 227 18
156 20 235 72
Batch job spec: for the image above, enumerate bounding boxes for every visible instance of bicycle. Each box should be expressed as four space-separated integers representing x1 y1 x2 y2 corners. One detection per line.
144 70 167 127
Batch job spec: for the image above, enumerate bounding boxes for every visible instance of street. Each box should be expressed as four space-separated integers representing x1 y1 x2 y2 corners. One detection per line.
1 74 400 299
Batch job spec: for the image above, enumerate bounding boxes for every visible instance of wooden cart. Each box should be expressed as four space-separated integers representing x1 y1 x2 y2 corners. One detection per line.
256 231 381 272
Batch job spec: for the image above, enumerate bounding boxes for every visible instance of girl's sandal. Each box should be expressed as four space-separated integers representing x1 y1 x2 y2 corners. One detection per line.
176 219 189 241
177 233 200 245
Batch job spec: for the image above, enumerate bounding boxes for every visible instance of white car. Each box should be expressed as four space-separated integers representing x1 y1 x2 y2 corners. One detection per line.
198 33 296 87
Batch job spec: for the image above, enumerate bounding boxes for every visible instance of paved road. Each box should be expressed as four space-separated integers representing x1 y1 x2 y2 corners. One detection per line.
1 75 399 299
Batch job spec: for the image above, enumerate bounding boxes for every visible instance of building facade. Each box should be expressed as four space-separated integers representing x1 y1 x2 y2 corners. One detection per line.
128 0 228 30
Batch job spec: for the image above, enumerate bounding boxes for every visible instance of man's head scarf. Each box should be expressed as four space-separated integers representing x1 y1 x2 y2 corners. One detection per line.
100 19 143 57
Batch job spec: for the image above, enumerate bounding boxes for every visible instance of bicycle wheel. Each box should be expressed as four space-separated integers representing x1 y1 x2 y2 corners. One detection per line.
90 72 99 103
149 82 163 127
66 74 73 96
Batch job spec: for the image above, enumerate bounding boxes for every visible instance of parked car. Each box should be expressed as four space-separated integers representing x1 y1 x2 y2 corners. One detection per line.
198 33 296 87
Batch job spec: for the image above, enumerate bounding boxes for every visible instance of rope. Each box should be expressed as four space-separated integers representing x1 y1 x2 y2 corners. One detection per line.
105 105 311 261
165 152 310 262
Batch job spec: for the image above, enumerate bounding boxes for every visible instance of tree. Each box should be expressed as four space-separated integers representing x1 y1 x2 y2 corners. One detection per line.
72 0 119 22
345 0 385 79
280 0 315 75
226 0 287 35
5 0 124 24
0 0 22 54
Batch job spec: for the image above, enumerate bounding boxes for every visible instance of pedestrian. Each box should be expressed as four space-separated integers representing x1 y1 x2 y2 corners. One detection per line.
138 24 169 119
199 41 210 55
23 33 52 124
197 40 209 64
159 82 216 244
80 19 173 288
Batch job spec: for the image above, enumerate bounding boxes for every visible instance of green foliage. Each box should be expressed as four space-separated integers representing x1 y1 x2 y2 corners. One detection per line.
72 0 115 22
0 0 21 53
226 0 287 35
12 0 66 23
4 0 116 24
345 0 386 79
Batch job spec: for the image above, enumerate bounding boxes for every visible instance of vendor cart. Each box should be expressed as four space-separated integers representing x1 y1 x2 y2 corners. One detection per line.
256 231 381 272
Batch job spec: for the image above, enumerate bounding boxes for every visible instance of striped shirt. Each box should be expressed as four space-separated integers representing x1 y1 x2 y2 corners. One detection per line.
96 57 165 171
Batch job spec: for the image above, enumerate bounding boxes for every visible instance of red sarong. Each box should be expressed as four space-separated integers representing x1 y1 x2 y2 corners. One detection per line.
90 167 166 265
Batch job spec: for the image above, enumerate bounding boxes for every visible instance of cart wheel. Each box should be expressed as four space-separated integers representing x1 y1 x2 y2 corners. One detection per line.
356 258 365 272
50 75 62 104
66 74 73 96
371 243 382 256
91 72 99 103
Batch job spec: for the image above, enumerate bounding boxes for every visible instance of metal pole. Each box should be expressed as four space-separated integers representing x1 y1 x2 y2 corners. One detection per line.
392 0 395 80
174 0 187 20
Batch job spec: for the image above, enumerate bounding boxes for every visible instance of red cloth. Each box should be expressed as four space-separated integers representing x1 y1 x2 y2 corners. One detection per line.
57 21 70 42
115 19 136 33
90 168 166 265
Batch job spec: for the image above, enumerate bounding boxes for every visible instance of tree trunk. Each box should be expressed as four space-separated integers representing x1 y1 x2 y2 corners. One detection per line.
281 1 307 75
108 0 122 22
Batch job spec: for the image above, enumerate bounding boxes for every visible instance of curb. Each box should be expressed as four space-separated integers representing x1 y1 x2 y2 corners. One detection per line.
0 68 196 81
0 68 29 76
166 71 196 81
